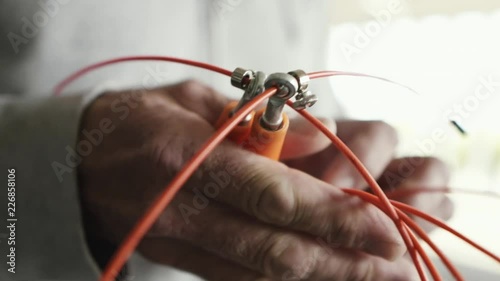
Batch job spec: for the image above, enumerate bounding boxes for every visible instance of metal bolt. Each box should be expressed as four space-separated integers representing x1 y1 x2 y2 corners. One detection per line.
288 69 310 92
293 90 318 110
231 67 254 89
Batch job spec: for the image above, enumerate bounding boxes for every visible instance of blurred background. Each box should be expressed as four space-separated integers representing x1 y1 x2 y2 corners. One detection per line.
326 0 500 278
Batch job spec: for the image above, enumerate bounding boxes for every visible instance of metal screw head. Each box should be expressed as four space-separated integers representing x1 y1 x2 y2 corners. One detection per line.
293 90 318 110
231 67 254 89
288 69 310 92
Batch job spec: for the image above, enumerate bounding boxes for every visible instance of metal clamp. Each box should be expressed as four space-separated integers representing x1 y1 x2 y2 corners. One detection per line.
231 70 266 122
229 68 267 124
288 70 318 110
229 68 318 130
261 73 299 130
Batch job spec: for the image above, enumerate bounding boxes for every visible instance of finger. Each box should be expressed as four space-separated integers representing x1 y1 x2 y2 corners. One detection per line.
160 80 230 125
159 192 417 281
379 157 454 231
192 144 405 260
322 120 398 189
280 117 336 160
138 237 270 281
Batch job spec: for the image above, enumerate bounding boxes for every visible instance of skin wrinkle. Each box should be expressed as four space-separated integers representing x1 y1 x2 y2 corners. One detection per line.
267 236 310 278
364 203 403 260
324 190 368 252
258 232 292 276
246 164 296 225
271 167 302 227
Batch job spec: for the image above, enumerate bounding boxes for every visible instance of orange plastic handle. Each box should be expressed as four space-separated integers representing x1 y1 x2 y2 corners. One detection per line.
243 109 289 160
215 101 255 144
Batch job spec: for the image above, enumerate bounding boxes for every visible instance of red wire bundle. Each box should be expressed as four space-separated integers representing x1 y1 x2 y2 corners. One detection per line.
53 56 500 281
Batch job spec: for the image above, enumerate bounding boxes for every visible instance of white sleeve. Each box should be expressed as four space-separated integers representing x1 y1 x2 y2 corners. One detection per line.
0 93 102 280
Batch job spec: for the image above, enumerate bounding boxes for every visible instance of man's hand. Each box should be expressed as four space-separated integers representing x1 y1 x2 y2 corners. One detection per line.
78 80 419 281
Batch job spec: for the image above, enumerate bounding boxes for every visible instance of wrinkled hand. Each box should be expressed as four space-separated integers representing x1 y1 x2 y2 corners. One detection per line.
78 80 418 281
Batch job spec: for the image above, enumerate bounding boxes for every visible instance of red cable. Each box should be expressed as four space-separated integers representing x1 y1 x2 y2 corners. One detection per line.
53 56 232 96
53 56 424 280
405 224 433 281
52 57 499 280
290 100 428 279
393 200 500 263
307 70 418 95
100 87 277 281
343 188 500 269
305 69 499 264
345 188 462 280
399 212 462 280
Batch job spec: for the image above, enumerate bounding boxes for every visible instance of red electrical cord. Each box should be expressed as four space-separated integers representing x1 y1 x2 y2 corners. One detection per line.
344 187 500 277
344 188 461 280
53 56 232 96
400 212 460 280
291 101 436 280
405 224 432 281
52 56 499 281
290 99 431 279
307 70 419 95
100 87 277 280
385 187 500 200
389 198 500 263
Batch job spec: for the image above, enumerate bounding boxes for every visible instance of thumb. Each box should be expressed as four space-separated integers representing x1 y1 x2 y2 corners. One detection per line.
280 116 336 160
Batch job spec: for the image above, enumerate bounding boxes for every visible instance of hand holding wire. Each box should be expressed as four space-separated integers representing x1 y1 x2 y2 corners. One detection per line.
54 55 500 281
216 69 316 161
77 81 414 281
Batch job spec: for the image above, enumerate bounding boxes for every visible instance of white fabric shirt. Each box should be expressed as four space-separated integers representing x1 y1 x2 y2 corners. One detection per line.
0 1 336 280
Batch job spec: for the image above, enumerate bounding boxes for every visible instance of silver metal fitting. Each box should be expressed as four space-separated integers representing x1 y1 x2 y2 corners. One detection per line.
229 68 317 130
264 73 298 99
231 67 254 89
288 70 310 92
293 90 318 110
288 69 318 110
231 71 266 121
261 73 299 131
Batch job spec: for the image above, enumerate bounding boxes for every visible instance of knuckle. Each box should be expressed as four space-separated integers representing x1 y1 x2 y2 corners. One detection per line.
168 79 209 101
259 235 316 278
421 157 450 181
259 235 292 274
345 259 376 281
245 167 298 225
367 121 399 146
178 79 206 93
